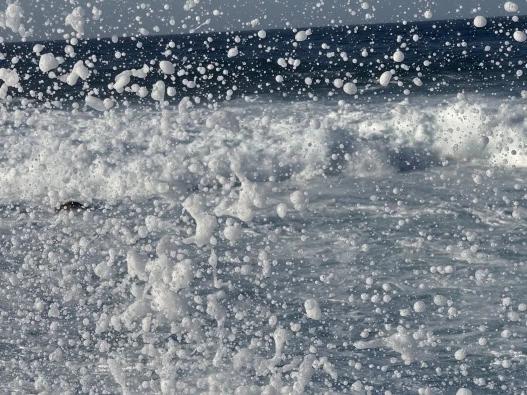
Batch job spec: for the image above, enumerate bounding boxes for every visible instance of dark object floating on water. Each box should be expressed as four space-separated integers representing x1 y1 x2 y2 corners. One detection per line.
55 201 90 213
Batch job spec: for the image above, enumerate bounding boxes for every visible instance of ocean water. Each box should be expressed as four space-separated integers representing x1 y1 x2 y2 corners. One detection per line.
2 14 527 395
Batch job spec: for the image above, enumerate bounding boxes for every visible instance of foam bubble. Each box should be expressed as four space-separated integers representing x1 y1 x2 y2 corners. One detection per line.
183 195 218 247
413 301 426 313
354 327 418 364
295 30 309 42
65 7 85 36
473 16 487 28
276 203 288 218
32 44 44 53
0 68 19 87
504 2 519 12
379 70 392 87
107 359 127 394
343 82 357 95
113 70 132 92
454 348 466 360
5 3 24 35
392 50 404 62
223 221 242 242
171 259 195 291
159 60 175 75
151 80 166 103
333 78 344 88
304 298 322 320
127 251 147 281
227 47 239 58
513 31 526 42
85 95 107 111
39 53 59 73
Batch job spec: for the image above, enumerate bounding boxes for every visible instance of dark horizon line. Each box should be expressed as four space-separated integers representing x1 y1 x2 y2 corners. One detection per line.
5 13 526 46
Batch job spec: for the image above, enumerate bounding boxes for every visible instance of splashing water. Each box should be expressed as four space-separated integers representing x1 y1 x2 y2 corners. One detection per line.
1 1 527 394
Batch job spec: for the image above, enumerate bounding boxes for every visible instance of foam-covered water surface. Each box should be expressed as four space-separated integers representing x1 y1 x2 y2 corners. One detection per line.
1 93 527 393
2 94 527 203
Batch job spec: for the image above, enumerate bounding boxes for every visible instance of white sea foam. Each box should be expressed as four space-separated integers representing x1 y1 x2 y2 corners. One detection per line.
2 94 526 393
0 95 523 203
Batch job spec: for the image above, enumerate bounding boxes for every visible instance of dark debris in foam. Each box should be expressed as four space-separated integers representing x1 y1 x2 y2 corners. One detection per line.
54 201 91 213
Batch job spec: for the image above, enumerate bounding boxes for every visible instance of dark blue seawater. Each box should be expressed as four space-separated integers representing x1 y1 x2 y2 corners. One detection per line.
2 15 527 105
